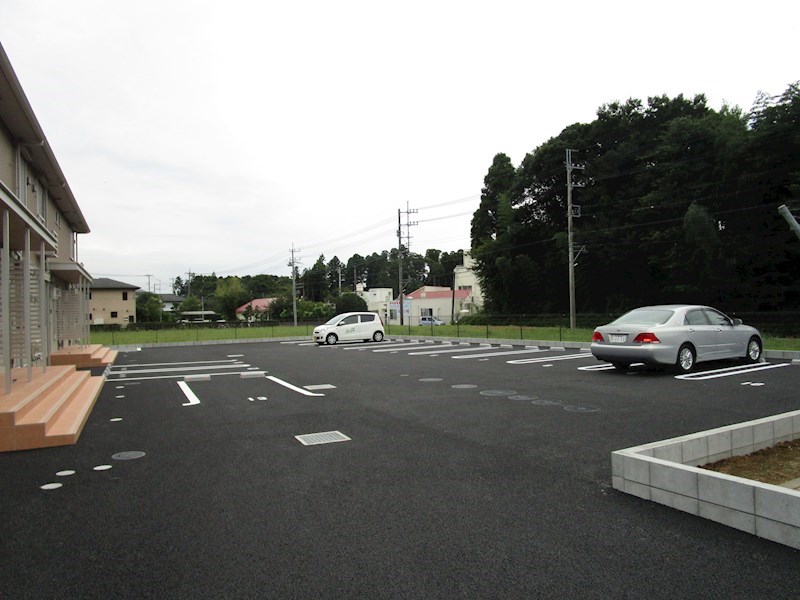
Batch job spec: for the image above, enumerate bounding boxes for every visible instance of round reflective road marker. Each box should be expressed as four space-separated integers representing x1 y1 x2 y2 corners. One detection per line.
563 405 600 413
112 451 146 461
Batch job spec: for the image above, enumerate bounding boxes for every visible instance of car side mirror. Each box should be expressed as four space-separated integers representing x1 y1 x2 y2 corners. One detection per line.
732 318 743 326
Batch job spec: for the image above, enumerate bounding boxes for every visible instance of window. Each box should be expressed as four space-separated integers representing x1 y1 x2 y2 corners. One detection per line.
360 314 375 322
111 311 118 318
685 310 709 326
122 292 128 301
704 309 731 327
341 315 359 325
421 308 433 317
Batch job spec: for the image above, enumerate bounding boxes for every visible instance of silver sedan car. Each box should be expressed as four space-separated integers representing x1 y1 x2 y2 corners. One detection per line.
590 305 763 372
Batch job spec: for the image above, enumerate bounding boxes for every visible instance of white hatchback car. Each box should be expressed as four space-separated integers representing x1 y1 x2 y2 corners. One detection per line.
313 312 385 345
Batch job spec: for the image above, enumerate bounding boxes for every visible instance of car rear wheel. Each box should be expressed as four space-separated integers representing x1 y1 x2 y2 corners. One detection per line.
676 343 695 373
372 331 384 342
325 333 338 345
746 336 762 363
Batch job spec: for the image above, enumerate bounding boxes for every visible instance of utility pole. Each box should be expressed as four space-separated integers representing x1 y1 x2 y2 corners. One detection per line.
397 209 404 326
289 245 300 326
566 149 585 329
397 203 418 326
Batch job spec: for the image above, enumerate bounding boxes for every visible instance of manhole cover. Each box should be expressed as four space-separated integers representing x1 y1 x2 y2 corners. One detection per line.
563 405 600 413
531 399 562 406
480 390 517 397
419 378 443 382
452 384 477 389
112 451 146 460
509 395 536 401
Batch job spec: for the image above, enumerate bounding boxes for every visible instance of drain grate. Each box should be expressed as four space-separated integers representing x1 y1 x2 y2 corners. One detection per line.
295 431 351 446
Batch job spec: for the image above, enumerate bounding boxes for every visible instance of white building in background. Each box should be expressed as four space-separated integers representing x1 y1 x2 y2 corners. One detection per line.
453 251 483 315
355 283 393 321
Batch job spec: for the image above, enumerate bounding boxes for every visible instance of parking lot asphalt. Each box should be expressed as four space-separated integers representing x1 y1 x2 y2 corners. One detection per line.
2 339 800 599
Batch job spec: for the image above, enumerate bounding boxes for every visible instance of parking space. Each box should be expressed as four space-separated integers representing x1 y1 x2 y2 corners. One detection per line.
2 339 799 598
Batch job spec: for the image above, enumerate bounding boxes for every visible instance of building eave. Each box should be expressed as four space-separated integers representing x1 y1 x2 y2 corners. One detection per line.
0 42 89 234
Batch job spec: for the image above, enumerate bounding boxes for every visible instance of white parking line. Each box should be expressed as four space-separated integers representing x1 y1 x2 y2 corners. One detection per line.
507 353 595 365
177 381 201 406
266 375 325 396
578 363 645 371
105 371 256 382
110 359 241 369
674 362 789 380
408 345 492 356
370 343 438 353
108 364 250 376
452 348 546 360
343 341 434 350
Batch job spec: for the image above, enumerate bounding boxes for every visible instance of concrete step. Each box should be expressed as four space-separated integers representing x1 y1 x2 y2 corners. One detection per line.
0 367 105 452
0 366 77 427
51 344 117 368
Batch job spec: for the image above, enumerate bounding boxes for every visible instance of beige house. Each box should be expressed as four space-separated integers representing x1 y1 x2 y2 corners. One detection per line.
0 42 112 451
90 278 139 326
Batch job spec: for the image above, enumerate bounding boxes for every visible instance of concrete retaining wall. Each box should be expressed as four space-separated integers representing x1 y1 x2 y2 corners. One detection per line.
612 410 800 550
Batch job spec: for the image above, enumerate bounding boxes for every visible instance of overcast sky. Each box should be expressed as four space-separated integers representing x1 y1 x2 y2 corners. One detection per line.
0 1 797 294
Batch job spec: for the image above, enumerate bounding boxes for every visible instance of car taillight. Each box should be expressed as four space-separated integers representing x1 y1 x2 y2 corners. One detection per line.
633 332 661 344
592 331 604 342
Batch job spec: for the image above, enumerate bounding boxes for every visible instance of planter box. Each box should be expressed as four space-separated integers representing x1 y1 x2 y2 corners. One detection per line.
612 409 800 549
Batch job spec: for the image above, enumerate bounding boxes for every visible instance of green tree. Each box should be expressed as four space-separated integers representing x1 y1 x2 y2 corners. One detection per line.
178 295 201 317
136 292 163 322
327 256 344 297
335 292 367 313
301 255 328 302
214 277 249 320
471 153 516 246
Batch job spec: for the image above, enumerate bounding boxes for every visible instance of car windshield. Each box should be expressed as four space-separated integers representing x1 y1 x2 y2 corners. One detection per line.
611 308 674 326
323 316 343 325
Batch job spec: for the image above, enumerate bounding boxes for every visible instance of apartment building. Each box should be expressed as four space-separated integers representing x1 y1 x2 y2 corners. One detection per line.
0 42 110 450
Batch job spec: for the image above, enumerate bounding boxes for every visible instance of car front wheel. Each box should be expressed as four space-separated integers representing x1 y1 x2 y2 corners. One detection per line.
746 336 762 363
676 343 695 373
325 333 338 345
